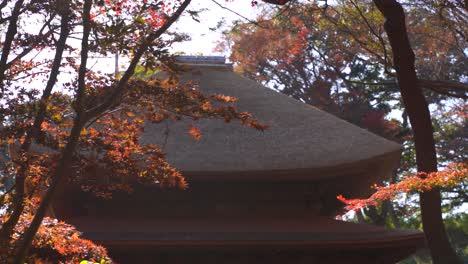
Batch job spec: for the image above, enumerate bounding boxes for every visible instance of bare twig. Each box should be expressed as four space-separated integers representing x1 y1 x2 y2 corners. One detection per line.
211 0 260 25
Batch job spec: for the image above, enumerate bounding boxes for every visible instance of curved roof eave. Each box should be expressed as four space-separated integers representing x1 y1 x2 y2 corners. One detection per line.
67 215 426 250
179 150 400 181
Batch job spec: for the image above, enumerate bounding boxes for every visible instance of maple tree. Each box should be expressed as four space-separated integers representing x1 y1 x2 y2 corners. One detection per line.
0 0 266 263
221 0 466 263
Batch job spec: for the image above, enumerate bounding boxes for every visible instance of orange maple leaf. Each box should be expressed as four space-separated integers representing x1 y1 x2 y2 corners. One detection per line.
188 124 201 140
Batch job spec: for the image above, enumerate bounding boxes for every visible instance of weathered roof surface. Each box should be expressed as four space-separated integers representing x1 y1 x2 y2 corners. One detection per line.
68 216 424 249
141 61 401 179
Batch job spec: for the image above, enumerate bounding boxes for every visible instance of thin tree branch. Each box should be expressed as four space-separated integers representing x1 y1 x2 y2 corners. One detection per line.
0 0 25 96
5 14 57 69
0 183 15 202
211 0 260 25
0 1 71 257
86 0 192 120
350 0 392 76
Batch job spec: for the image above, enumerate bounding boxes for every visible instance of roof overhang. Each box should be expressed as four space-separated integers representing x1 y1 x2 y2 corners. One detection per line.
69 216 425 251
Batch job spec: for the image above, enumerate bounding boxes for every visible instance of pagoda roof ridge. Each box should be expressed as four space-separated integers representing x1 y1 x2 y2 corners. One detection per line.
175 55 227 65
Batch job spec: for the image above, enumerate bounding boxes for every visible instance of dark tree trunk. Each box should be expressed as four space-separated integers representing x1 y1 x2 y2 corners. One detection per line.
0 0 26 248
0 0 24 89
0 5 71 254
373 1 460 263
12 120 85 264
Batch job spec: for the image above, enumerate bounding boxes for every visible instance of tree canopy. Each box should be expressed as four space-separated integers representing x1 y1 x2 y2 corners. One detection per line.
219 0 467 263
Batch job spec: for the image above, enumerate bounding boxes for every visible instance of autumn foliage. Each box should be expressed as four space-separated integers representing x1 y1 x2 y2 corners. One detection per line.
219 3 405 143
338 163 468 212
1 200 110 263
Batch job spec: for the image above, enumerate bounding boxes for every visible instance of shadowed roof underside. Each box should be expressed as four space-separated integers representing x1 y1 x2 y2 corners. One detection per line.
141 63 401 179
68 216 425 249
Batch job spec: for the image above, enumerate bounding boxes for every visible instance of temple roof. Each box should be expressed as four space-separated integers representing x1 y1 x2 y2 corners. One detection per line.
141 56 401 180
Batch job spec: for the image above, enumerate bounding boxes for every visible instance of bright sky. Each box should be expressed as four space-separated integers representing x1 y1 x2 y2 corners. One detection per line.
95 0 261 73
171 0 261 56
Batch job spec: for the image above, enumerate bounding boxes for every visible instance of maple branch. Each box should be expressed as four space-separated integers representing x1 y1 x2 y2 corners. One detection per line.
338 163 468 211
311 43 467 99
18 3 71 158
261 0 292 5
211 0 262 26
84 107 123 129
12 116 85 264
424 86 468 99
0 0 25 95
0 183 15 202
322 8 390 69
0 1 72 259
86 0 192 120
0 0 7 11
345 78 468 99
349 0 393 76
10 71 51 82
76 0 92 115
419 79 468 98
5 14 57 69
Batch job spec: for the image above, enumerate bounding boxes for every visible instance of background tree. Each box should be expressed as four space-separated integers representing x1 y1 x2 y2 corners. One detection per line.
220 0 467 263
